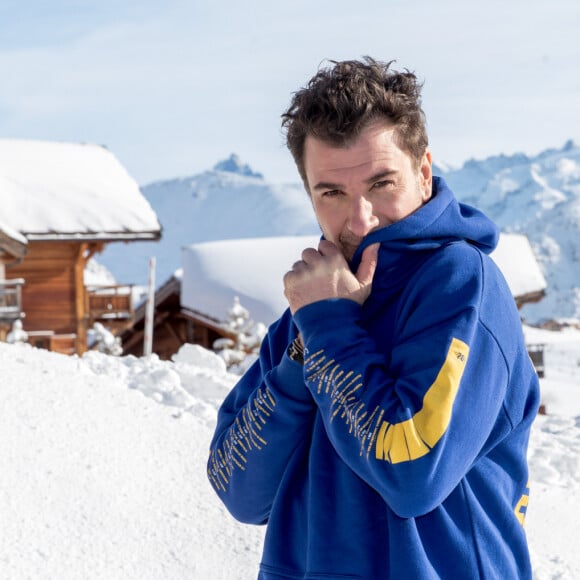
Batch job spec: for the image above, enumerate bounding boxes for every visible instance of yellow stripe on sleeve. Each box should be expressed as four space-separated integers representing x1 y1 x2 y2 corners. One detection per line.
375 337 469 464
514 481 530 526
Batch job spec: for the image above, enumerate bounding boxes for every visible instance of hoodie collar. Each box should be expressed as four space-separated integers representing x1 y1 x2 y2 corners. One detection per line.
350 176 499 271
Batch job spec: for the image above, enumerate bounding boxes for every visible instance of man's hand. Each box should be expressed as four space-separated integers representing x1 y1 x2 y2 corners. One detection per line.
283 240 380 314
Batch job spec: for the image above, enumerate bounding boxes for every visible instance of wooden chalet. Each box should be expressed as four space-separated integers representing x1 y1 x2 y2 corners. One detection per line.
120 272 237 360
0 139 161 355
490 233 547 309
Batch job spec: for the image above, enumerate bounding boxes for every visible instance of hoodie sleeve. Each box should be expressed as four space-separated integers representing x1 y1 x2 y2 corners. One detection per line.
207 311 316 524
293 243 520 518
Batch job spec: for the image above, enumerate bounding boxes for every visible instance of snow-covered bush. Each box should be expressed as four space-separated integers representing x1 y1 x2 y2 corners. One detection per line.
213 296 267 374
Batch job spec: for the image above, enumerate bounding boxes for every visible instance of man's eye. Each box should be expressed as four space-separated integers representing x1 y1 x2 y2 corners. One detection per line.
372 180 394 190
323 190 341 197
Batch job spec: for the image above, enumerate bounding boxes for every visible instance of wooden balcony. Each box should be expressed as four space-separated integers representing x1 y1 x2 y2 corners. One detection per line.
87 285 135 330
0 278 25 323
527 343 545 378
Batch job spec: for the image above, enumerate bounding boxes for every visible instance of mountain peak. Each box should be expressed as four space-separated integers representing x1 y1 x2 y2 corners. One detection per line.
563 139 577 152
213 154 263 179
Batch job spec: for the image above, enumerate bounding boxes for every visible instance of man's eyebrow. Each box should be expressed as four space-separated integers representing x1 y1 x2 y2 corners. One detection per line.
311 169 398 193
311 180 343 192
312 169 398 192
364 169 397 184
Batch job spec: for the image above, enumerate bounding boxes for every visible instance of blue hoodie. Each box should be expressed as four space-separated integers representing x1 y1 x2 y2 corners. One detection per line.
208 177 540 579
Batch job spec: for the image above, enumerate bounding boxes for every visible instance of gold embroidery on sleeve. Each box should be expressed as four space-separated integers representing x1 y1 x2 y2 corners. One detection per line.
207 385 277 493
305 337 469 463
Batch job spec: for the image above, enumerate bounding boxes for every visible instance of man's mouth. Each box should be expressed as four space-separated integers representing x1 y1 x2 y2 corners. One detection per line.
339 234 364 261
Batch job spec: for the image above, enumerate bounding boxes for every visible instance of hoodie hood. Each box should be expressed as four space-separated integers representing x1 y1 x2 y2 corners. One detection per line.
350 176 499 272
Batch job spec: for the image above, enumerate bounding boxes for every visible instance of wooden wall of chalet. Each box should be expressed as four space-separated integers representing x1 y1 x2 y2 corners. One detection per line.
119 276 233 360
6 240 89 354
122 310 226 361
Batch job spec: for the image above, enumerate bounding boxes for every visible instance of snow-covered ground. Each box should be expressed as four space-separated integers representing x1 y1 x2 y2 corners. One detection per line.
0 325 579 579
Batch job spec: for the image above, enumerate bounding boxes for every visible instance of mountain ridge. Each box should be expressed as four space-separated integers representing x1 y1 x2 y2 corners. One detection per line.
439 140 580 322
96 141 580 324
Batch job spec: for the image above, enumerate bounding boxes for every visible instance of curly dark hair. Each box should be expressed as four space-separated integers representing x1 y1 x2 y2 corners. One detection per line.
281 57 428 187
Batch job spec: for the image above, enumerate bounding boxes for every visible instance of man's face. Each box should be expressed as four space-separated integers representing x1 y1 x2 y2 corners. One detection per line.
303 120 433 261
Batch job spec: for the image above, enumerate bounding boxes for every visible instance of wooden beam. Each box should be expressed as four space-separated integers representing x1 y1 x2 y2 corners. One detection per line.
122 328 145 353
74 243 88 354
0 231 27 259
163 319 185 347
84 242 104 261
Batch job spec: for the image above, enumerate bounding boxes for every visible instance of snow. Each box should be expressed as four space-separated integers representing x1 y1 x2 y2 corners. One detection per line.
491 233 547 298
0 326 579 579
181 236 319 325
0 139 160 239
0 343 263 580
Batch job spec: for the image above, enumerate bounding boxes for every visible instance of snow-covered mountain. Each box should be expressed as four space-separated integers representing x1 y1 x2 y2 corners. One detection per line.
96 153 319 289
439 140 580 323
97 144 580 324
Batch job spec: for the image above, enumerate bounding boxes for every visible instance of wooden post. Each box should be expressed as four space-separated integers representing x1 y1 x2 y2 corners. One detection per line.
75 243 89 354
143 257 156 357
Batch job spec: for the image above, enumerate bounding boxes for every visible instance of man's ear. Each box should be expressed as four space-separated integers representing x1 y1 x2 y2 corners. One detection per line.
420 149 433 202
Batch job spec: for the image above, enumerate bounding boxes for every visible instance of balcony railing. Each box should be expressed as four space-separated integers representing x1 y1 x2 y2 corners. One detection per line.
87 285 134 326
527 343 545 378
0 278 25 323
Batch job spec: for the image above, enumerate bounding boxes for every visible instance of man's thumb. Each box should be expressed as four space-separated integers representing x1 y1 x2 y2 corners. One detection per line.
356 243 380 287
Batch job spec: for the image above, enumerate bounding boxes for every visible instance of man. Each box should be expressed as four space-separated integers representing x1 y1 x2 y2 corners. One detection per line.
207 58 540 579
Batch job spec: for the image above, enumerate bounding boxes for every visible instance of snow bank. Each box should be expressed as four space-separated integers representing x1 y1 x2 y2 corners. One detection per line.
1 327 579 578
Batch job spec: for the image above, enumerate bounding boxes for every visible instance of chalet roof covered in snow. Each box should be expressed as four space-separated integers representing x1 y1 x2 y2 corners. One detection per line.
181 236 320 326
0 220 27 258
181 233 547 327
0 139 161 241
491 233 547 299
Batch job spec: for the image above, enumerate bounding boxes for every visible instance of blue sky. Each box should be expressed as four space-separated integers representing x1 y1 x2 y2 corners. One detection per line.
1 0 579 185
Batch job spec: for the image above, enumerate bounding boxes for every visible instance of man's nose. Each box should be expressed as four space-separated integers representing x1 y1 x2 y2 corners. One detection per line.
347 196 380 237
